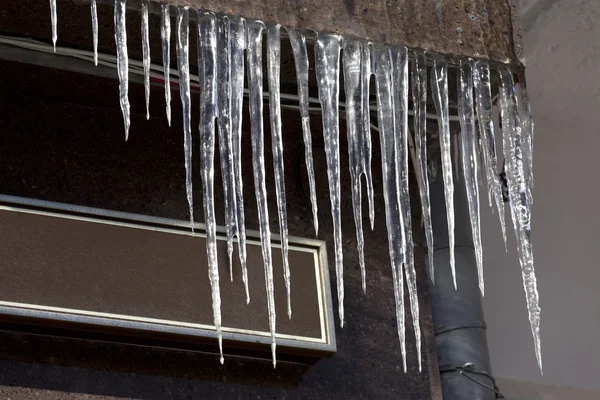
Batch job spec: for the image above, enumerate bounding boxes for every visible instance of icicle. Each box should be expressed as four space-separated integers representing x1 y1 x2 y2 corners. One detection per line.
411 51 434 283
161 5 172 127
216 16 236 281
91 0 98 66
373 44 406 372
49 0 57 50
473 60 507 248
197 10 224 365
267 24 292 319
392 46 421 372
431 57 456 289
458 60 484 295
246 20 277 367
114 0 131 140
342 39 367 293
498 68 542 373
315 33 344 327
175 6 195 233
518 73 534 205
288 29 319 236
361 44 376 231
141 0 151 120
230 17 250 303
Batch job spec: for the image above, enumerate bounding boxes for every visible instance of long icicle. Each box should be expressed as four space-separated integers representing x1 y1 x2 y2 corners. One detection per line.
315 33 344 327
361 44 375 230
343 39 367 293
230 17 249 303
161 5 172 126
175 6 194 233
458 59 484 295
411 50 434 283
392 46 421 372
91 0 98 66
498 68 542 373
141 0 151 120
114 0 130 140
267 24 292 319
197 10 224 364
288 29 319 236
216 16 237 281
373 44 406 372
246 20 277 367
473 60 507 248
431 56 456 289
50 0 57 50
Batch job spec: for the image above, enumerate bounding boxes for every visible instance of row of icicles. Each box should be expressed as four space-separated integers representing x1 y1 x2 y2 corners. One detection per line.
47 0 541 372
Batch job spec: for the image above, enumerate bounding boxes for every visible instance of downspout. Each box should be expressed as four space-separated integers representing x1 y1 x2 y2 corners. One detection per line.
428 152 501 399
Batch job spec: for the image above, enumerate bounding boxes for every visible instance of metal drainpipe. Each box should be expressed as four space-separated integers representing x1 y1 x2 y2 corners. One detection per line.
428 152 499 400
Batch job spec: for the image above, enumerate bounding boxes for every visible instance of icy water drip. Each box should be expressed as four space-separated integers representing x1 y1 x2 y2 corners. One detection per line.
473 60 507 248
498 68 542 373
288 28 319 236
315 33 344 328
175 7 194 233
431 56 456 289
230 17 250 303
373 44 406 372
391 46 421 372
361 44 376 231
216 15 236 281
91 0 98 66
411 50 434 283
114 0 130 140
458 60 484 296
160 5 172 126
141 0 151 120
197 11 224 365
342 39 367 293
267 24 292 319
50 0 57 50
247 20 277 367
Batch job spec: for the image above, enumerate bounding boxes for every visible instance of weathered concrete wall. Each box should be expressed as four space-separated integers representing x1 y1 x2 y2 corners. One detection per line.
147 0 524 64
18 0 525 64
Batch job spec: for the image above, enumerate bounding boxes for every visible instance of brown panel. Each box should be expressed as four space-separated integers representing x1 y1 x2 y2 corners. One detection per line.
0 205 328 344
